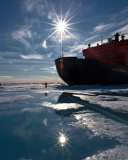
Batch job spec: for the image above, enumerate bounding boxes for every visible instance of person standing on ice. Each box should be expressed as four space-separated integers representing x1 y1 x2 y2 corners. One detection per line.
44 82 47 88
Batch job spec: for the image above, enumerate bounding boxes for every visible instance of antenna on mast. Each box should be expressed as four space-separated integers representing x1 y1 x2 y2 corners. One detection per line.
62 46 65 58
101 36 103 45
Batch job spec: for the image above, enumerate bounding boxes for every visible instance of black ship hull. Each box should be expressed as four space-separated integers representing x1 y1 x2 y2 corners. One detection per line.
55 57 128 86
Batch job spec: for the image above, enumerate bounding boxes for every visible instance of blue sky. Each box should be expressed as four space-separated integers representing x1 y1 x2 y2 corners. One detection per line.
0 0 128 83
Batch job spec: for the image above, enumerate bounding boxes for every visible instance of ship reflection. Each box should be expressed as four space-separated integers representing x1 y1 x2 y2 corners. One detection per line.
55 92 87 117
55 92 128 125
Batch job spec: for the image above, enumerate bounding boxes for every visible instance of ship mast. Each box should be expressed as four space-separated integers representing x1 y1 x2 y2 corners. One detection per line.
61 30 63 58
61 45 63 58
61 46 65 58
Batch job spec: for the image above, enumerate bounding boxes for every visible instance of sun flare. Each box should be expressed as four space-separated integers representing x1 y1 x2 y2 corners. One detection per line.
57 21 67 32
44 5 79 44
59 133 67 146
59 134 66 143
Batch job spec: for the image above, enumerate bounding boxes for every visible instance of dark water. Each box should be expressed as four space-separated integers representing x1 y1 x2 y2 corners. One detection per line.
0 85 128 160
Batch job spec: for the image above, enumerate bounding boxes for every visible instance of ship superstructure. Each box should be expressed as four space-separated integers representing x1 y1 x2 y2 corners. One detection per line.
82 33 128 67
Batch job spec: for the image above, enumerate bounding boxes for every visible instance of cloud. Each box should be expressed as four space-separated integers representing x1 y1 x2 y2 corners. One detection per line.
20 54 43 59
94 23 112 33
0 51 19 60
47 52 52 58
0 51 18 56
84 35 98 43
92 7 128 36
68 44 88 54
8 60 13 64
24 0 35 12
111 6 128 21
0 76 15 83
23 69 29 71
13 28 32 39
50 66 56 70
12 27 32 49
42 40 47 49
23 0 47 16
63 52 77 57
41 66 56 74
0 95 32 104
48 10 56 21
0 76 13 79
114 24 128 34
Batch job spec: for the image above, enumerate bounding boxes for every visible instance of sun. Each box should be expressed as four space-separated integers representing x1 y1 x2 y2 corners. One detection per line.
57 21 67 32
44 5 79 44
43 5 80 57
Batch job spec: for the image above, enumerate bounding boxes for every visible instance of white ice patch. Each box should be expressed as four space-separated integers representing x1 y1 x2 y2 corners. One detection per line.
73 112 128 144
74 94 128 113
84 145 128 160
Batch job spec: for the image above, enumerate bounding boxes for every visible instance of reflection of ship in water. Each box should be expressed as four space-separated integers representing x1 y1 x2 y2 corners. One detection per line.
56 92 128 125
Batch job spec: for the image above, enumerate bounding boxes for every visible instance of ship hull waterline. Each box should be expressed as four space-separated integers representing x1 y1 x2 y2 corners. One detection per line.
55 57 128 86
